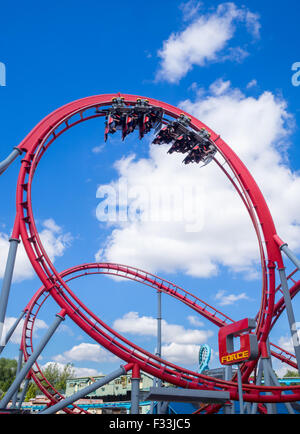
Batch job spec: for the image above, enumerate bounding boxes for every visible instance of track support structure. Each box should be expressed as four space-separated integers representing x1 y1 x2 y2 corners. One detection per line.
0 148 22 175
2 94 300 414
0 309 26 355
0 237 20 351
39 365 128 414
278 267 300 374
0 310 66 409
131 364 140 415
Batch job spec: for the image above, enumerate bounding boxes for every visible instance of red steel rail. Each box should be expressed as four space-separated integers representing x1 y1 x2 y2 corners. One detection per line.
22 263 300 408
12 94 299 403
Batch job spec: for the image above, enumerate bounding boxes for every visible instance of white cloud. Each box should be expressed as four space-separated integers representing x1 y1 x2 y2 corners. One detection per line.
156 2 260 83
187 315 204 327
209 78 231 96
277 335 296 355
42 218 61 233
161 342 200 365
246 79 258 89
40 361 102 379
92 144 105 154
53 342 118 364
39 219 72 262
95 80 299 281
275 364 298 378
112 312 212 367
245 10 261 38
71 367 103 378
162 342 217 367
1 316 48 345
179 0 202 22
274 336 298 377
0 219 72 282
215 290 250 306
113 311 213 345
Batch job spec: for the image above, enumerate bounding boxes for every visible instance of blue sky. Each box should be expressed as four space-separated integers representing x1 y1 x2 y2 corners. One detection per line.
0 0 300 378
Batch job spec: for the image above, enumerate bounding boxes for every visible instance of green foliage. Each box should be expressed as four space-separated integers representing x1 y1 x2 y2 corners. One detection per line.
25 382 38 401
0 358 75 403
0 358 18 393
24 364 75 401
284 370 300 378
42 363 75 393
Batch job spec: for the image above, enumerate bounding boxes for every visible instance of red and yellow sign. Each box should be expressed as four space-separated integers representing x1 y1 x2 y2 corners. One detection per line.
218 318 258 366
221 350 249 365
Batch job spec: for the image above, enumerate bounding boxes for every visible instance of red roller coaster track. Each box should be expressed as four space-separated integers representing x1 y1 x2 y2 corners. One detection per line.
22 262 299 413
4 92 298 409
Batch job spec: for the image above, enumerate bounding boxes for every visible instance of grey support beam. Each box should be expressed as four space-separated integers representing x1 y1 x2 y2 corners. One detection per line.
131 379 140 414
0 148 22 175
262 358 276 414
11 348 23 408
160 401 169 414
39 365 127 414
154 289 162 414
278 268 300 373
0 310 26 354
16 377 31 410
224 365 234 414
0 310 66 409
251 359 263 414
146 387 230 404
280 243 300 271
236 364 244 414
0 238 20 350
263 358 294 414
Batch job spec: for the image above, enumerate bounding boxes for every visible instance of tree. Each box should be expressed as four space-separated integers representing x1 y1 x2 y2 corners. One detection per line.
284 370 300 378
42 363 75 393
0 358 18 394
24 364 75 401
25 382 38 401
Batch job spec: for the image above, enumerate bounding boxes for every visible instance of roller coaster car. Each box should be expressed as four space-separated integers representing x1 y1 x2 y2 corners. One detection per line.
183 144 205 165
104 104 163 141
139 113 151 139
104 113 123 141
183 143 215 165
122 113 139 140
167 134 195 154
152 125 177 145
138 110 163 139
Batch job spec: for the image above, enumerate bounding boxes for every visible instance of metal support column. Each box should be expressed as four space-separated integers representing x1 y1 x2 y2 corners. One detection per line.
40 365 127 414
264 339 294 414
160 401 169 414
236 364 244 414
251 359 263 414
0 148 22 175
262 357 276 414
278 268 300 374
280 243 300 270
0 238 20 350
156 289 162 414
224 365 234 414
16 376 31 410
0 309 66 409
11 348 23 408
131 364 140 415
266 364 294 414
151 289 162 414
